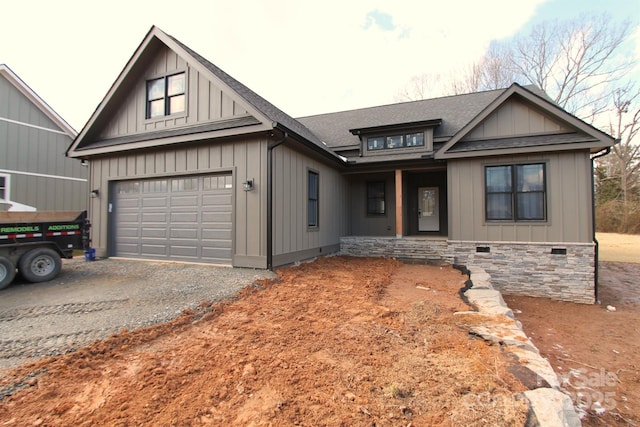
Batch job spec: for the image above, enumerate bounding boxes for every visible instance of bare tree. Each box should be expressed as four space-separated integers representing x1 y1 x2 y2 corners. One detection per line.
602 84 640 232
465 42 516 92
400 14 635 112
509 14 635 119
395 73 449 102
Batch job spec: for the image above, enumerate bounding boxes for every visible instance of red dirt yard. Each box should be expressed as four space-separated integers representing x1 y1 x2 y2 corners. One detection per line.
0 257 529 426
505 261 640 426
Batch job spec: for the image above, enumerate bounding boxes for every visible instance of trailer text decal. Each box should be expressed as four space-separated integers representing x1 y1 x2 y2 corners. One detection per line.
1 226 40 233
47 224 81 231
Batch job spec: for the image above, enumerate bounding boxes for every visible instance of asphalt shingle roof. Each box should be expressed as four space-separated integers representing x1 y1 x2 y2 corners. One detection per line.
168 34 336 156
296 89 505 149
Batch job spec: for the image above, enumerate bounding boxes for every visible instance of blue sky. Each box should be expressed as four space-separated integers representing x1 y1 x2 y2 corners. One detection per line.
1 0 638 131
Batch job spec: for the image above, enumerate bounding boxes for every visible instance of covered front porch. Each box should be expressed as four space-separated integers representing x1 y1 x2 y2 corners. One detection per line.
341 165 450 263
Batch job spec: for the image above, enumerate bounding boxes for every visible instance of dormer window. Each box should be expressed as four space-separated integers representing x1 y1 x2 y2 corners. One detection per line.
366 132 425 151
405 132 424 147
146 72 186 119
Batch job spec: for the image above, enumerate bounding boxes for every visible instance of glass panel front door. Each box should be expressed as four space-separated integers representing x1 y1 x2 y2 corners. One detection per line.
418 187 439 232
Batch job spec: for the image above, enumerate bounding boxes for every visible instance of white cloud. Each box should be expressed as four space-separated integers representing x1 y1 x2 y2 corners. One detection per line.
1 0 548 130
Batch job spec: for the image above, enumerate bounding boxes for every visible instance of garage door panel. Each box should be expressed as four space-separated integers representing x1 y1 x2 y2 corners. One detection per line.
116 243 140 254
142 212 168 223
170 228 198 239
171 195 200 207
169 246 198 257
115 174 232 264
170 212 199 223
141 228 167 238
140 244 168 255
117 198 141 209
142 197 168 208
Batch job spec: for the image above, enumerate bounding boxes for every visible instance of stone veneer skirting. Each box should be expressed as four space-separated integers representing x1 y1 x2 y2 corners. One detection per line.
340 236 595 304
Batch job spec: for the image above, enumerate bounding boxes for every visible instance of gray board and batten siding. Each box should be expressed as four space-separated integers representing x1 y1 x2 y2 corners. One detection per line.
96 43 250 141
76 28 348 269
271 144 350 267
0 66 86 211
90 135 267 267
92 135 347 268
448 151 594 244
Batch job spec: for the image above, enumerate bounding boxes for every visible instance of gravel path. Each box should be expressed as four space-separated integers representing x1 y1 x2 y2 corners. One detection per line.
0 258 277 372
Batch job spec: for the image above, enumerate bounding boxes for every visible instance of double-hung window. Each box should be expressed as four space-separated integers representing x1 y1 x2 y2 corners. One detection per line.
485 163 546 221
146 72 186 119
308 171 319 228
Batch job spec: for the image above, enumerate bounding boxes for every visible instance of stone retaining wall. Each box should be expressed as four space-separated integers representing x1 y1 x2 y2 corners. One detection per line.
340 236 450 264
449 241 595 304
460 266 582 426
340 236 595 304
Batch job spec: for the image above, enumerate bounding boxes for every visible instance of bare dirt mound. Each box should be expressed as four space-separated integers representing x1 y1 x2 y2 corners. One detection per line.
0 257 527 426
505 261 640 426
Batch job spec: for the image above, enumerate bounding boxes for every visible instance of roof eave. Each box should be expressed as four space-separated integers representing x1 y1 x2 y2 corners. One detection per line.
435 140 614 160
273 123 347 166
349 119 442 135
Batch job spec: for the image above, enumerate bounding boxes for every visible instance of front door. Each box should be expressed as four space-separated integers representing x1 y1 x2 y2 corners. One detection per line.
418 187 439 232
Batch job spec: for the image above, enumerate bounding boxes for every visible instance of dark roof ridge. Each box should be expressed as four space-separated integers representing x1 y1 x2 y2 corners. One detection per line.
295 87 509 120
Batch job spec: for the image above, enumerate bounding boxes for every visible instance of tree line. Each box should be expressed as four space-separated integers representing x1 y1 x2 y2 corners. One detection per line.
397 14 640 234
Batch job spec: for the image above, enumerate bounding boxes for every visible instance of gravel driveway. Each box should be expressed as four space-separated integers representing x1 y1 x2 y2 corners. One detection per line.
0 258 277 371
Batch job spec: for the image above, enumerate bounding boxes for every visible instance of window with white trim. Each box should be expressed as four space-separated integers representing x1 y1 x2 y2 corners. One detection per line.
0 174 8 200
485 163 546 221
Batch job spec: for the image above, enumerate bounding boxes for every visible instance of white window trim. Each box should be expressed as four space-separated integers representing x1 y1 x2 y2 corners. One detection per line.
0 173 9 201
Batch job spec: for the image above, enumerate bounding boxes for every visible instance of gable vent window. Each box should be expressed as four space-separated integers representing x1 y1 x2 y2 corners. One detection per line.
146 72 186 119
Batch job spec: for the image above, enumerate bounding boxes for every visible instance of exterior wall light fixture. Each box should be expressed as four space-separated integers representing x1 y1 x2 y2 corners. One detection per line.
242 179 254 191
90 189 100 198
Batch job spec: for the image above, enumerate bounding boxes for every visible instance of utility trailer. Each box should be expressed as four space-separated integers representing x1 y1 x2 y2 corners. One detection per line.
0 211 90 289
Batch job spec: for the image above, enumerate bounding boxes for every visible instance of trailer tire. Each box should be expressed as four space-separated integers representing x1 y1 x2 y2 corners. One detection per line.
18 248 62 283
0 257 16 290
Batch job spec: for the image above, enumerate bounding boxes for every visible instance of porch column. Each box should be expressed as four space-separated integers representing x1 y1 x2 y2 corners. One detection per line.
395 169 403 238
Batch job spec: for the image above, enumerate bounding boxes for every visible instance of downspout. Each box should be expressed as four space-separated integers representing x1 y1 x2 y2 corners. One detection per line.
591 146 612 304
267 129 288 271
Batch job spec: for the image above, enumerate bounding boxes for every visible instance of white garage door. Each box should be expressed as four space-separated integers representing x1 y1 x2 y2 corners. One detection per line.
114 174 233 264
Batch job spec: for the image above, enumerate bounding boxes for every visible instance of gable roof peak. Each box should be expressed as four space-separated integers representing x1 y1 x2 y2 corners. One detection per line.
0 63 77 137
68 25 343 163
